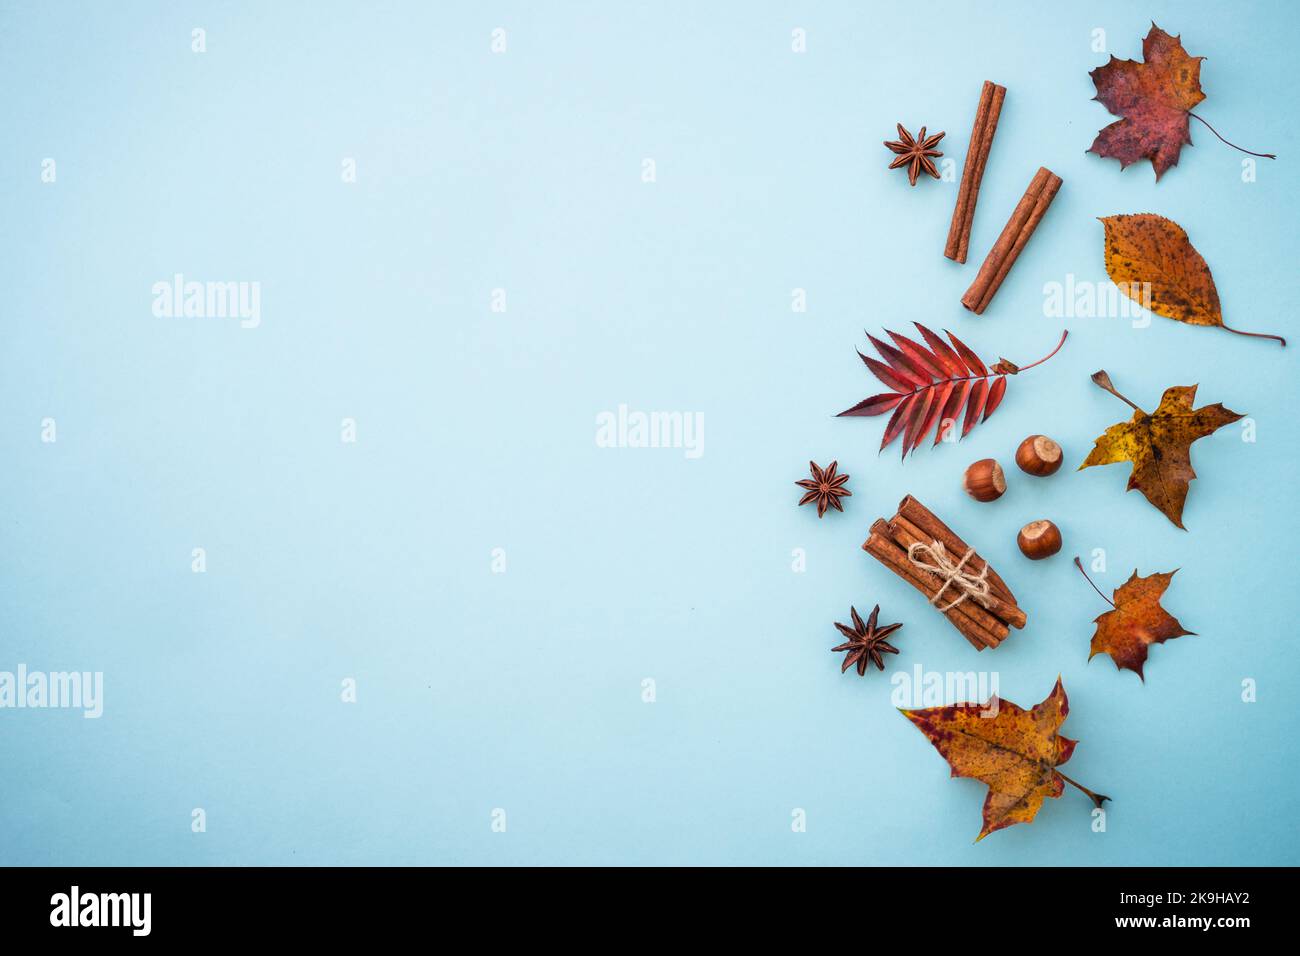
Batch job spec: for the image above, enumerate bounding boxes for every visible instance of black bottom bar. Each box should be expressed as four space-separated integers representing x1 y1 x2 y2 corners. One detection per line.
0 866 1280 940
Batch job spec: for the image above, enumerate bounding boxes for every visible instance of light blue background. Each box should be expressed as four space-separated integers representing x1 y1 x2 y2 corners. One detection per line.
2 1 1297 865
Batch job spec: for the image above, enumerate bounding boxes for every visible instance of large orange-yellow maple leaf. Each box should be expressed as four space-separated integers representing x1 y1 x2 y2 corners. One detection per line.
902 678 1108 842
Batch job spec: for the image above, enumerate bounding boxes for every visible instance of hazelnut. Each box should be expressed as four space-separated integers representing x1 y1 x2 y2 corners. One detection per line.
962 458 1006 502
1017 520 1062 560
1015 434 1063 477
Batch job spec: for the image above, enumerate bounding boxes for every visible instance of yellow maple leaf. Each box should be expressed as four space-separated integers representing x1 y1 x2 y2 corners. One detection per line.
1079 371 1244 529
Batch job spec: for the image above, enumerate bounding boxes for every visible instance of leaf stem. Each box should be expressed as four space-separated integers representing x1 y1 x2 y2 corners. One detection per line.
1015 329 1069 372
1089 370 1144 413
1073 556 1115 609
1058 771 1111 808
1220 323 1286 347
1187 112 1276 160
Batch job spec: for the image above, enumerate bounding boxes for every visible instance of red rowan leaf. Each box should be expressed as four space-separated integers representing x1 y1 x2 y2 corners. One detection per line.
879 392 918 451
840 326 1068 457
983 376 1008 421
837 392 904 417
901 387 935 459
867 333 931 386
934 379 971 445
963 378 988 437
886 330 946 379
913 322 966 377
916 380 953 450
858 351 913 393
946 329 988 376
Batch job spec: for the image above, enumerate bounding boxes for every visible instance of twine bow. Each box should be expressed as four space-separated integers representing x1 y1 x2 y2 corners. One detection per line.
906 539 992 612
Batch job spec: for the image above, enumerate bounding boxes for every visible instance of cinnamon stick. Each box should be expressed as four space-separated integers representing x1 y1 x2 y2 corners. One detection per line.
961 166 1062 314
944 80 1005 264
896 495 1020 615
863 532 991 651
865 523 1005 650
887 516 1027 630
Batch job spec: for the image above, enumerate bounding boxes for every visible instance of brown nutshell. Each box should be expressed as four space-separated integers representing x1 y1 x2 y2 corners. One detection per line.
1017 520 1062 560
962 458 1006 502
1015 435 1063 476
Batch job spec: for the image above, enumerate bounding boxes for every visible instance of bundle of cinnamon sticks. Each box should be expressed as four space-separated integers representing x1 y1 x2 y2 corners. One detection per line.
863 496 1026 651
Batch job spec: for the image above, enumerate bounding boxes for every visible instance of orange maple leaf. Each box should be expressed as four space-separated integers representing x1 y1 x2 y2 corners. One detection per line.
902 678 1108 842
1075 559 1194 681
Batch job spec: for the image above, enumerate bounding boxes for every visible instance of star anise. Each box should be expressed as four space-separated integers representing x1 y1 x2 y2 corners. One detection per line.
884 124 945 186
795 460 851 517
832 605 903 675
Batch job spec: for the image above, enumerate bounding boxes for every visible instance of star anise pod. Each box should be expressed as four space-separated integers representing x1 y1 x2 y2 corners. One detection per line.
795 460 851 517
832 604 902 675
884 124 945 186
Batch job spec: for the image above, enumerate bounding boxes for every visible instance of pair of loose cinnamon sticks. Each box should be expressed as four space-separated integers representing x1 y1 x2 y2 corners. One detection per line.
863 496 1026 651
944 81 1061 315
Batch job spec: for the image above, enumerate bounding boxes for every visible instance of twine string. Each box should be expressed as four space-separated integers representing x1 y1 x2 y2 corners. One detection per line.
906 539 992 612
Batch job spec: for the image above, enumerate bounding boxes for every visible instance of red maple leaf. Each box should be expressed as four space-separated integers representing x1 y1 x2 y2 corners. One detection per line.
1087 24 1205 180
1087 23 1275 180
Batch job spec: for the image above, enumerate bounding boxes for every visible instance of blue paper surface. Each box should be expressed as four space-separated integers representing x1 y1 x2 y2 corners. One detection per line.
1 1 1296 865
